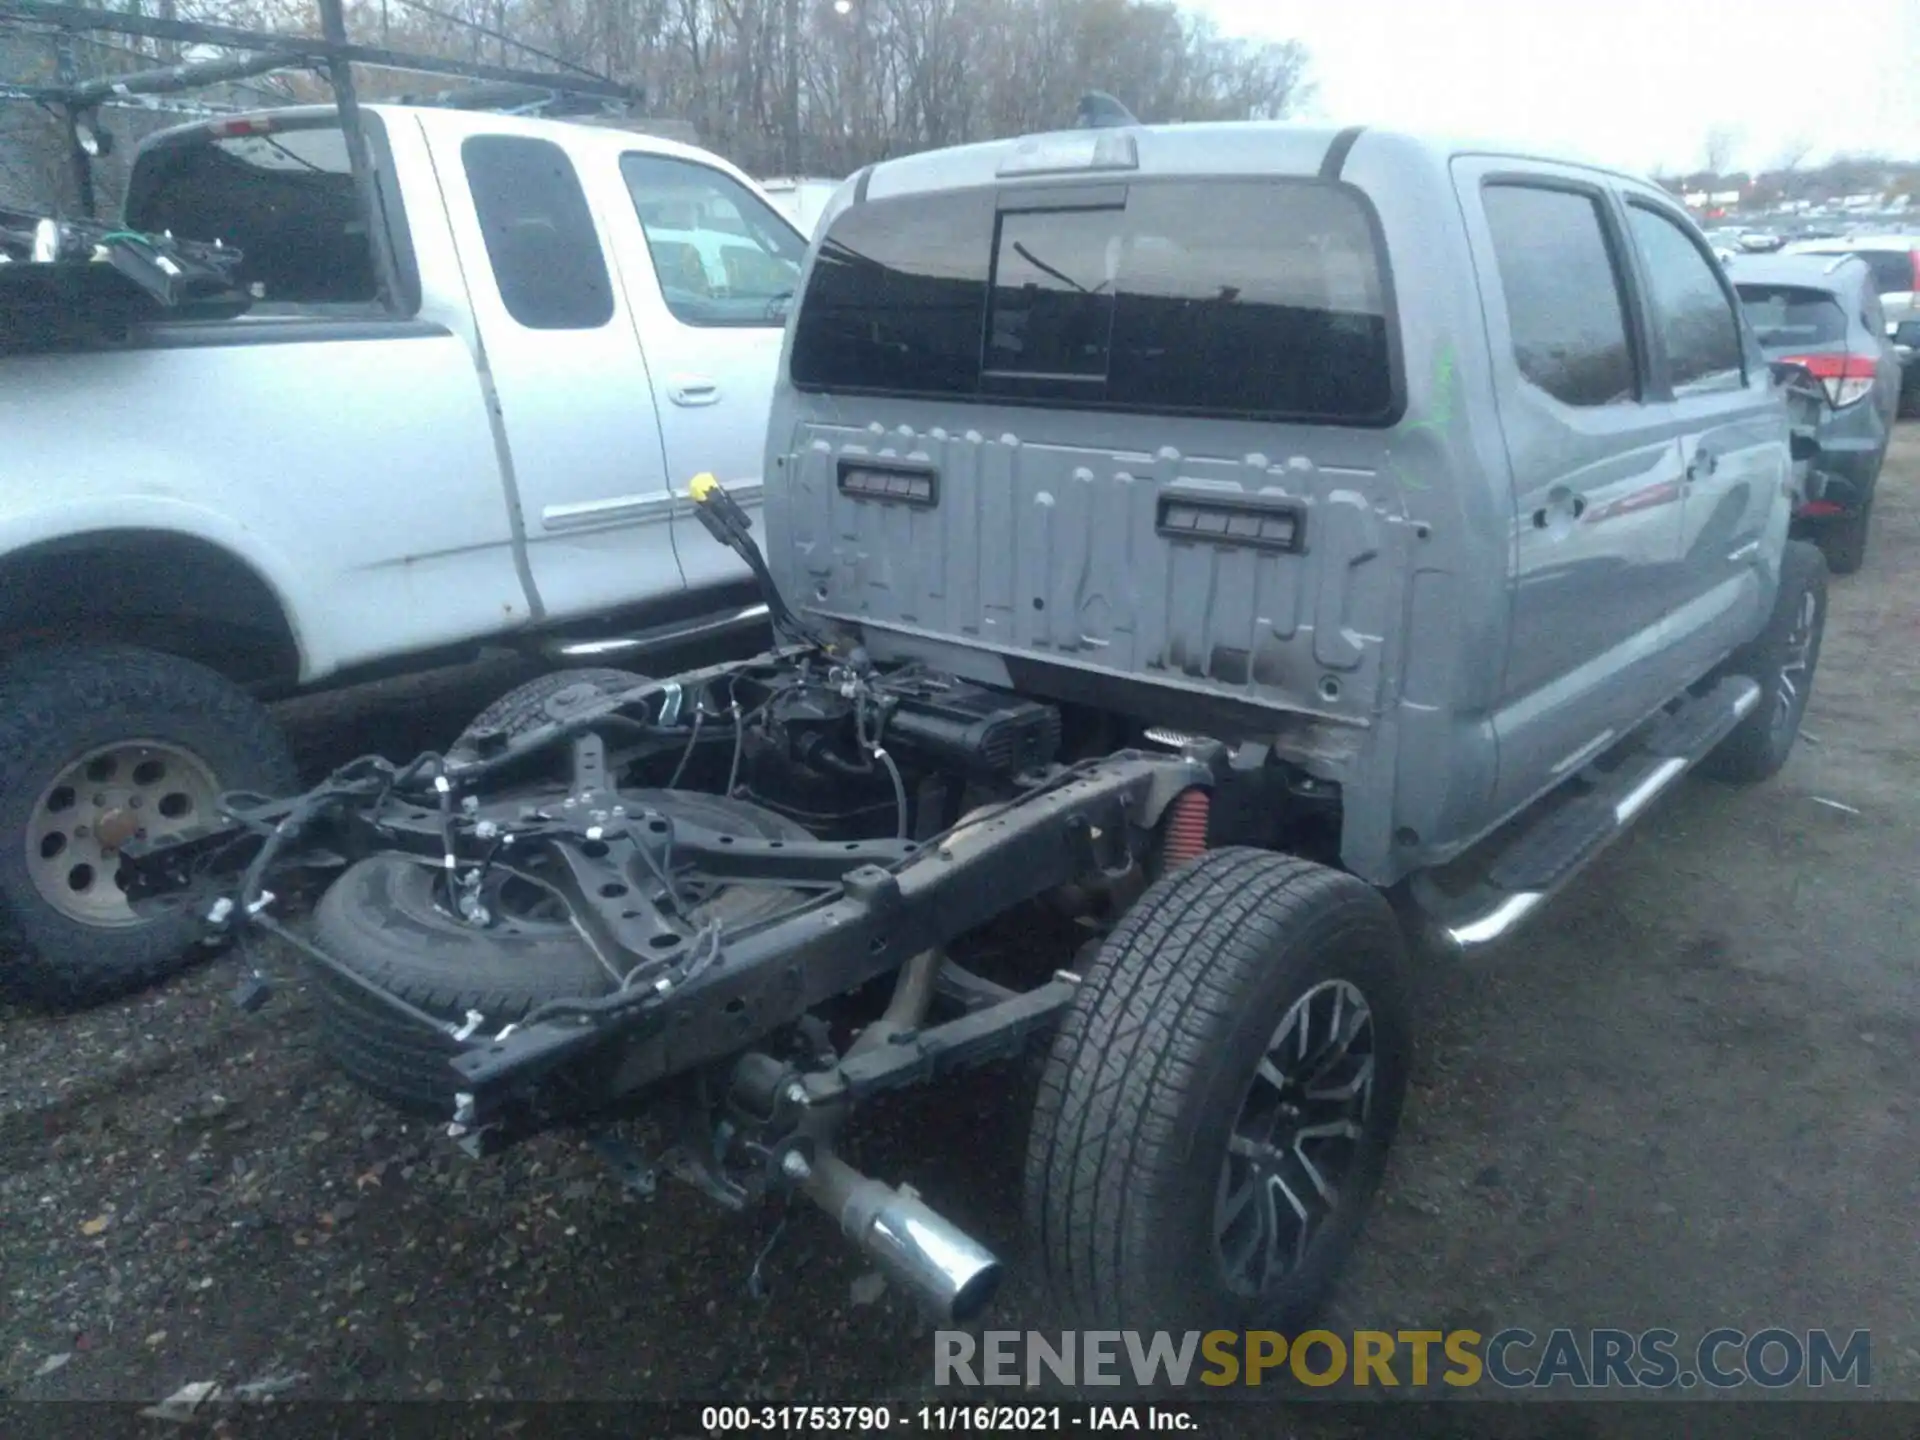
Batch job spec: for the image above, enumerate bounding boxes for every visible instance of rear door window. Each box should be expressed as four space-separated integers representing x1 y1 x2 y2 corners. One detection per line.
463 135 614 331
790 178 1396 424
1480 183 1638 407
1626 203 1746 394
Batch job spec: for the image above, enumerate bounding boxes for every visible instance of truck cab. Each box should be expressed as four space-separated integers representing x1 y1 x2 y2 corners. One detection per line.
764 122 1809 893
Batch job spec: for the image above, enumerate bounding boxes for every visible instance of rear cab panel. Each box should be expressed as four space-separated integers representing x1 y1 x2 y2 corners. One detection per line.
763 125 1514 881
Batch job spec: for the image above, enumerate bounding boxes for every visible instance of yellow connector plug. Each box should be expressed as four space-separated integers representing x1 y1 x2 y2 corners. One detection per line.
689 472 720 503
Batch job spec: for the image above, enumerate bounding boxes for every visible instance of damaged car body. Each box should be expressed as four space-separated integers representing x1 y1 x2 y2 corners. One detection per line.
120 114 1831 1332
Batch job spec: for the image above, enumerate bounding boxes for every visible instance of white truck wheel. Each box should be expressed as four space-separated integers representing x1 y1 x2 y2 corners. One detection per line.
0 645 296 1005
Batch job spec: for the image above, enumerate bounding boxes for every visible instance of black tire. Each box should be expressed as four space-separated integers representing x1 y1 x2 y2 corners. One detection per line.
454 666 651 753
1024 848 1411 1332
1898 376 1920 421
1818 493 1872 576
1700 539 1828 785
0 645 297 1007
313 789 808 1114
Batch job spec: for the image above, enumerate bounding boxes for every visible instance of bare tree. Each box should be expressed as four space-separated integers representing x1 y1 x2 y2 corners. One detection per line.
1 0 1318 200
326 0 1316 170
1764 135 1814 203
1701 126 1739 180
1772 136 1813 173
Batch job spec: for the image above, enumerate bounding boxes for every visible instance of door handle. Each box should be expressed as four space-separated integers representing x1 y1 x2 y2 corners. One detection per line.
667 376 720 407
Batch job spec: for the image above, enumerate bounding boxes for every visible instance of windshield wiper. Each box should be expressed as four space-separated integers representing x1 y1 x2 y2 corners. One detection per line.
1013 241 1098 295
255 136 328 174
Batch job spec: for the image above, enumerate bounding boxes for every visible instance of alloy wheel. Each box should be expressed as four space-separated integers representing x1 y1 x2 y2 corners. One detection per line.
1213 978 1377 1295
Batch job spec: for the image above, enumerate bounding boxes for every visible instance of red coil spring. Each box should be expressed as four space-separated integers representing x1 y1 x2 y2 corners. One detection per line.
1161 787 1211 869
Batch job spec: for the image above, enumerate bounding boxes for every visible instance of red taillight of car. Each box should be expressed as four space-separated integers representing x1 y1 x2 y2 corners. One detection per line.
1910 248 1920 294
210 116 275 138
1781 352 1878 408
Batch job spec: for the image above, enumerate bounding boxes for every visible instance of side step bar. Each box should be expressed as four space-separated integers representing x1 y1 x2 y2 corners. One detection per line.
538 602 770 663
1410 676 1761 955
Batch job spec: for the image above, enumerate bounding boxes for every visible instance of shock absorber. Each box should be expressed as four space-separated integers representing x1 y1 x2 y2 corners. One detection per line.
1160 787 1211 869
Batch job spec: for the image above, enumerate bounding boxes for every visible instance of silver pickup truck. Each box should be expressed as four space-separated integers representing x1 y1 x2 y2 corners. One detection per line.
0 103 806 1002
122 114 1836 1335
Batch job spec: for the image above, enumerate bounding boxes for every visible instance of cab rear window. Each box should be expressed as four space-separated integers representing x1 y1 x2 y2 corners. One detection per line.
789 177 1396 425
124 116 415 312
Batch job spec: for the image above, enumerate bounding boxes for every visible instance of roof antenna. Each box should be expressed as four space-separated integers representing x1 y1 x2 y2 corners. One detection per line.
1076 91 1139 129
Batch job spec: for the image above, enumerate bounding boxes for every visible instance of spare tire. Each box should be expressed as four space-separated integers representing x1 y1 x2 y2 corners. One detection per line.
454 666 652 755
313 789 808 1115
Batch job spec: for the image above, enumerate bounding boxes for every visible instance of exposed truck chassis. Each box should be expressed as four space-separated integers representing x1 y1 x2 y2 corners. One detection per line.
120 644 1222 1321
110 382 1837 1326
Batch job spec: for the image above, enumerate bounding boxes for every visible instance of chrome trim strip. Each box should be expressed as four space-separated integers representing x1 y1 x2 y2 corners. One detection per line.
540 481 765 533
715 479 765 507
541 492 678 532
1550 727 1617 777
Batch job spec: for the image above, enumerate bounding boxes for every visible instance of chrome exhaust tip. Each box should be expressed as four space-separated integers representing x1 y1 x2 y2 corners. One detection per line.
801 1153 1002 1322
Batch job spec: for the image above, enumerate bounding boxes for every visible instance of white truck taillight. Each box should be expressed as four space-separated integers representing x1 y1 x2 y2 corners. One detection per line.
1782 352 1878 408
210 116 277 137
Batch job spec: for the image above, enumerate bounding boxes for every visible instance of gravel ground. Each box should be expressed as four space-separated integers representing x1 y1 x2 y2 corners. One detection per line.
3 430 1917 1429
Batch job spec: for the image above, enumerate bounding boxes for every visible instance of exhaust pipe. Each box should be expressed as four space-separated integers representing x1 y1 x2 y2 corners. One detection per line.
799 1152 1002 1322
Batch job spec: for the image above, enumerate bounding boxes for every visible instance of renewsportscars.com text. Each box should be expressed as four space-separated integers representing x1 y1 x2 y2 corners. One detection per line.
934 1328 1872 1390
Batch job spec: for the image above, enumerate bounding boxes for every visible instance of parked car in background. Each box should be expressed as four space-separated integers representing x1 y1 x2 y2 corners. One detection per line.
1728 252 1900 572
1782 232 1920 415
0 103 804 1003
758 176 845 240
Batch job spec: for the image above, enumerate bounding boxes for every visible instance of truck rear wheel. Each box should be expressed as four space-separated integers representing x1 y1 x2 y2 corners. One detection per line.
1701 539 1827 785
0 645 297 1005
1024 848 1411 1330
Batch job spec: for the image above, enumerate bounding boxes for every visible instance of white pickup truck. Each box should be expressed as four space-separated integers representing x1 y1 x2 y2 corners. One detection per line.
0 102 809 1003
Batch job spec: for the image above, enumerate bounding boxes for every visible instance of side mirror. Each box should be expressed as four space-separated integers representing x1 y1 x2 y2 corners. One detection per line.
1790 431 1820 464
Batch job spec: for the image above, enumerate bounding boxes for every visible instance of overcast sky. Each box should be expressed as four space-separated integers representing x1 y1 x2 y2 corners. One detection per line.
1193 0 1920 176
